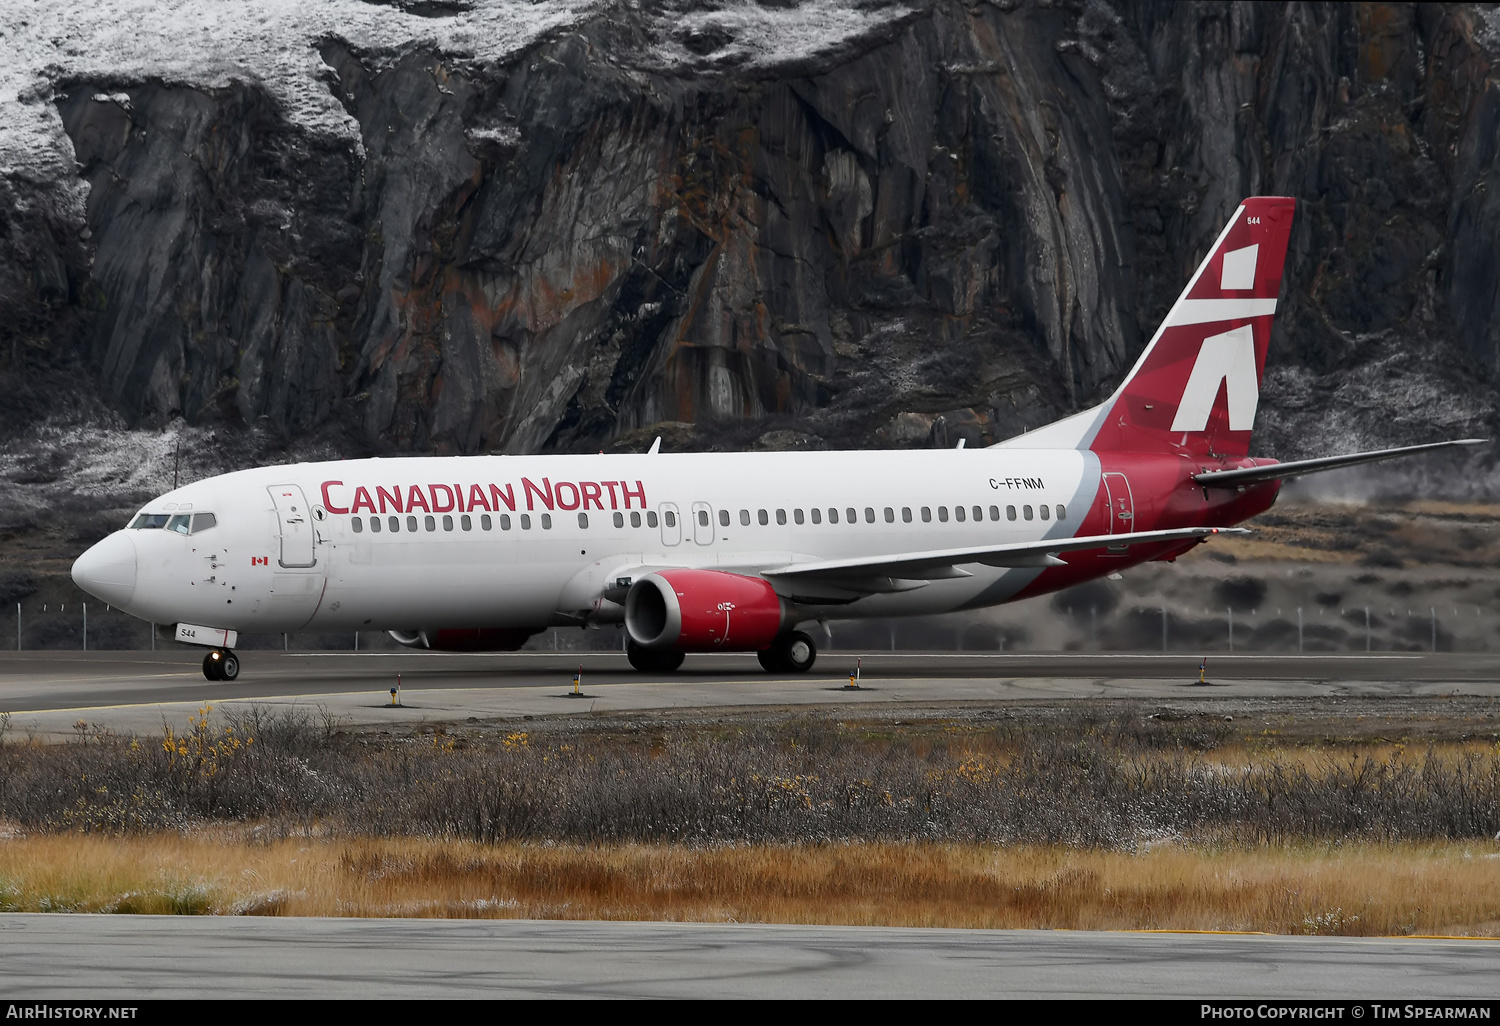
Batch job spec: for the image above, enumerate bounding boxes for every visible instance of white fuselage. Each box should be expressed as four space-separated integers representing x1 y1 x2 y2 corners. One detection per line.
80 448 1104 636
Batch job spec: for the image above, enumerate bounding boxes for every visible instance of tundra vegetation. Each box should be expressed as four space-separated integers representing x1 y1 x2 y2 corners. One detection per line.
1 701 1499 934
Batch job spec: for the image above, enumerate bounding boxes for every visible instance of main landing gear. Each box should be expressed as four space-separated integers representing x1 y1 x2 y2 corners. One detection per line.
626 640 685 674
202 649 240 681
757 630 817 674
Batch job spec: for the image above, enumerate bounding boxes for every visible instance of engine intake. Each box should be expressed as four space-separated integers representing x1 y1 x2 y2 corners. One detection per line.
625 570 787 651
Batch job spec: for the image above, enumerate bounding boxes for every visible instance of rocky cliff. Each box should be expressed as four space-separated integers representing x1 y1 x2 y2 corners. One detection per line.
4 0 1500 483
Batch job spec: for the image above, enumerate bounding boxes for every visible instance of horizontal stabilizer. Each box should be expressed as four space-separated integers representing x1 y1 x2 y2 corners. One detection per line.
1194 439 1489 488
764 526 1248 586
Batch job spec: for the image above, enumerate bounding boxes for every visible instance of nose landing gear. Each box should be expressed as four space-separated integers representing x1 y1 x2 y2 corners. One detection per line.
202 649 240 681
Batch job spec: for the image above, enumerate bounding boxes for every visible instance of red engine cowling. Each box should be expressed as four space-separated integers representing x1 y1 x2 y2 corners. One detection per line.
625 570 786 651
388 628 542 652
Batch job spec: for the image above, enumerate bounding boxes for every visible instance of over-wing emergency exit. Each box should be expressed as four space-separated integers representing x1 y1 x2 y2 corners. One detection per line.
71 197 1486 680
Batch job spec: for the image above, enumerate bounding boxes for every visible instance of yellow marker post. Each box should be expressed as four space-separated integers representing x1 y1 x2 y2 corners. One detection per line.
1198 658 1207 684
573 665 582 695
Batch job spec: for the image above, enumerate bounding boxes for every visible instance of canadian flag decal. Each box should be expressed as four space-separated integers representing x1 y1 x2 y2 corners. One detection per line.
251 556 269 566
1170 325 1259 433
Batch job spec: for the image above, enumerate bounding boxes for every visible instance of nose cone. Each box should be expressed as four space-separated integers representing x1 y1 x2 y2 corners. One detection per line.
72 531 137 607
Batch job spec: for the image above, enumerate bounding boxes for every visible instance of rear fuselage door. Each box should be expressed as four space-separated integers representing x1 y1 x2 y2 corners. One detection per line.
268 485 318 568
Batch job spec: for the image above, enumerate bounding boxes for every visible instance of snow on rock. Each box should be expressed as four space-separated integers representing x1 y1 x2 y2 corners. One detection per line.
0 0 914 183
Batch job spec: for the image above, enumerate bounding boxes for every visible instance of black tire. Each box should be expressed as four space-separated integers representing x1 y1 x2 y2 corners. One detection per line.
769 630 816 673
219 650 240 681
757 648 786 673
627 640 685 674
202 652 224 681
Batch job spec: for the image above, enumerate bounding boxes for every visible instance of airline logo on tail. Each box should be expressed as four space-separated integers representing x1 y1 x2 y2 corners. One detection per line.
1171 325 1258 432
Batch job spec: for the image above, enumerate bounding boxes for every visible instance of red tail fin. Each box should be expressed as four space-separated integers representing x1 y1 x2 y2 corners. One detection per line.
1091 197 1296 457
1003 198 1296 457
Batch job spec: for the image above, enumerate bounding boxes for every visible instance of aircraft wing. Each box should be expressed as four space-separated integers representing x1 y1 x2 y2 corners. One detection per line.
761 526 1247 593
1194 439 1488 488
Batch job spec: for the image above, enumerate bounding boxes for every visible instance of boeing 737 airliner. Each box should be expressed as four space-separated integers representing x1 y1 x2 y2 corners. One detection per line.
71 197 1483 680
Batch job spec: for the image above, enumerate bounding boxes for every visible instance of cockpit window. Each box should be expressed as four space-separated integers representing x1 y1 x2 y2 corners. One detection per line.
167 514 192 535
190 513 217 534
130 514 170 530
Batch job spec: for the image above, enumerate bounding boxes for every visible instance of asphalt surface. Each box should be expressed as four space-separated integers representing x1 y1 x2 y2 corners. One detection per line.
1 649 1497 738
1 914 1496 999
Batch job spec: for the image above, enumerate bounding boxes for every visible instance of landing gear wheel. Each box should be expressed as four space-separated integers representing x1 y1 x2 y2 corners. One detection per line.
762 631 816 674
626 640 685 674
203 649 240 682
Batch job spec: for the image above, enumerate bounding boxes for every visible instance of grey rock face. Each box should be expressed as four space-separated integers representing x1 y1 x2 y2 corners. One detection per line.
4 0 1500 463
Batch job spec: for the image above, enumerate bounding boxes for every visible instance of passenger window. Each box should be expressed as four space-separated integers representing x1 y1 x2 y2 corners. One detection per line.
902 507 912 523
664 511 676 528
190 513 217 534
921 507 931 523
955 506 966 523
758 509 768 526
541 514 552 529
884 507 894 523
443 515 453 531
938 507 949 523
579 513 589 529
846 508 857 524
989 506 999 521
352 517 364 534
829 508 839 524
794 509 804 525
1023 505 1033 521
614 512 624 528
973 506 983 521
1007 505 1016 521
167 514 192 535
719 509 730 527
811 508 822 524
485 514 496 530
740 509 751 526
864 507 874 523
130 513 170 530
777 509 787 525
630 511 642 528
406 515 418 532
1039 505 1050 521
521 514 532 530
425 515 435 532
647 511 659 528
461 514 472 531
389 516 400 533
697 510 709 527
370 516 382 533
1056 504 1066 520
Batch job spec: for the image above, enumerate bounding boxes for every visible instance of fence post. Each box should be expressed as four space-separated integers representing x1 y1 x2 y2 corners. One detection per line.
1365 607 1370 652
353 631 359 651
150 622 155 651
82 602 87 652
283 632 288 651
1297 607 1303 652
1228 607 1234 653
15 602 19 651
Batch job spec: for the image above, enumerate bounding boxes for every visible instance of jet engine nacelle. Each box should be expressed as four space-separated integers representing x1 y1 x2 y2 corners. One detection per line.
624 569 787 652
387 627 542 652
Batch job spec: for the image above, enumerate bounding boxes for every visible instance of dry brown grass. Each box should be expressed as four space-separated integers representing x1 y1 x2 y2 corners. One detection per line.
2 834 1499 936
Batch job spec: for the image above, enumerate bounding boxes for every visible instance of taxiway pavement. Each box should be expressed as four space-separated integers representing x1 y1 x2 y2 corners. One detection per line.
1 914 1496 999
0 650 1496 738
